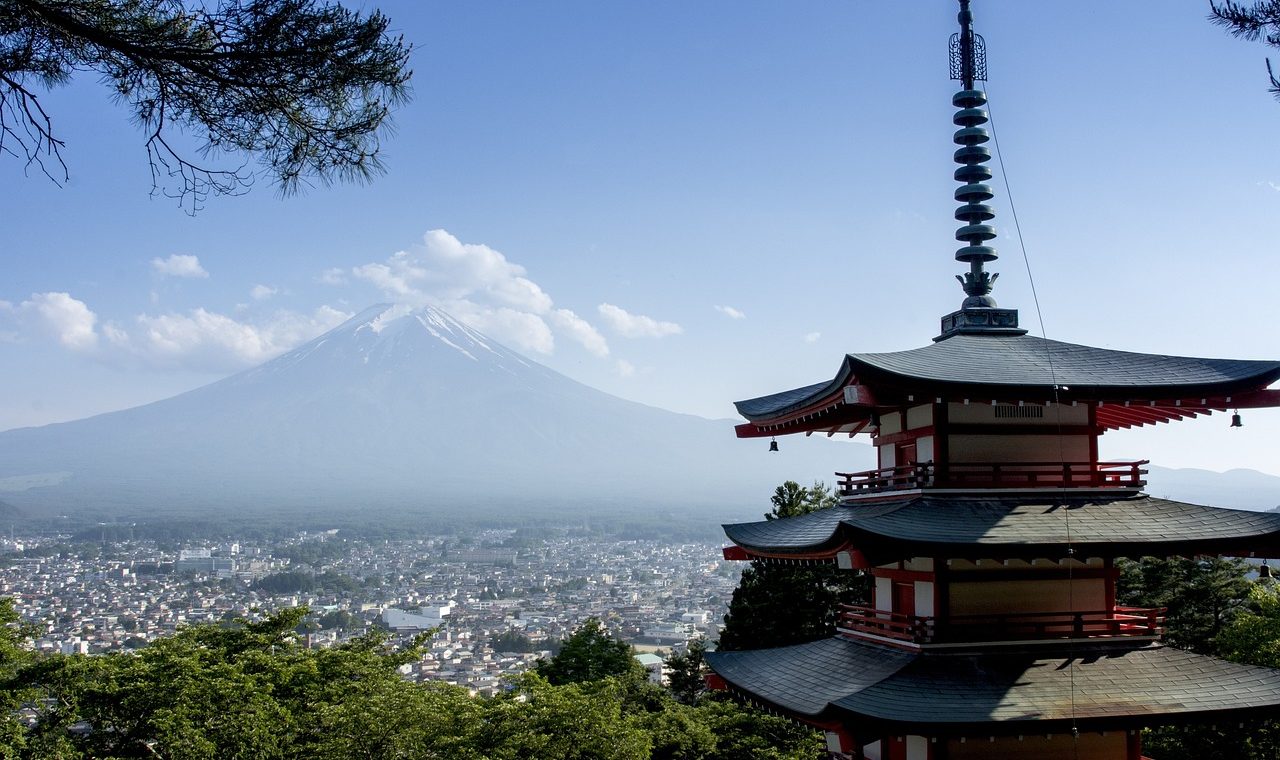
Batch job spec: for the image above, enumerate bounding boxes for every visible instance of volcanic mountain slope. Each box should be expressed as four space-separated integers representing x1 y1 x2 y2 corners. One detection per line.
0 305 858 516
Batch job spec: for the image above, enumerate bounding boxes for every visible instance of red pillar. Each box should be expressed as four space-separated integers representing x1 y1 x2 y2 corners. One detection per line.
1126 730 1143 759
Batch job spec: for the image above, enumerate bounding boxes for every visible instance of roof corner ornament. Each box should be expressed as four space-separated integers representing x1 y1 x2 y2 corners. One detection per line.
937 0 1025 340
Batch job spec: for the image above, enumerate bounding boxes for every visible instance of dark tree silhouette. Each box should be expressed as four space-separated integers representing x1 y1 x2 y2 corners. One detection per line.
1212 1 1280 101
717 481 870 651
0 0 412 210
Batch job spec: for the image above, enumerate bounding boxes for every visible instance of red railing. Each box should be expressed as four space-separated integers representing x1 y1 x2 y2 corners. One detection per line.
836 460 1148 496
837 604 933 643
838 604 1166 645
836 463 935 494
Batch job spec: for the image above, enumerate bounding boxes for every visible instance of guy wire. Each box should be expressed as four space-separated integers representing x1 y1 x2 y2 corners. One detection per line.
983 83 1080 758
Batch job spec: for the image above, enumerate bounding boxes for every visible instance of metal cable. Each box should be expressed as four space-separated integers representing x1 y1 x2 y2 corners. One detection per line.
983 82 1081 759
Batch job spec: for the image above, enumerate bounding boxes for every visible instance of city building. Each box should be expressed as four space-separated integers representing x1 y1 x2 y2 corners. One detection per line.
704 3 1280 759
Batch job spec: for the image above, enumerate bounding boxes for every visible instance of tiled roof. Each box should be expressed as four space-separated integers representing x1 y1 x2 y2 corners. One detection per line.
722 495 1280 558
734 334 1280 420
706 638 1280 729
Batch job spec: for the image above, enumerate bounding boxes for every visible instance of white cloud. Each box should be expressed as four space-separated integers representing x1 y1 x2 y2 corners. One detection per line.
15 291 352 373
446 302 554 355
351 229 613 360
21 292 99 350
803 331 821 343
614 359 636 377
714 305 746 320
597 303 683 338
113 305 353 371
318 268 347 285
549 308 609 357
352 254 426 298
151 254 209 279
250 284 278 301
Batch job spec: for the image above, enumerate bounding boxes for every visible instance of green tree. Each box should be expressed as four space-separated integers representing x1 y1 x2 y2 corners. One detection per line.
688 695 824 760
480 674 652 760
316 609 359 631
718 481 869 651
0 598 38 756
664 637 707 705
1 0 411 209
1125 564 1280 760
490 628 535 654
1117 556 1253 653
535 618 645 686
1218 579 1280 667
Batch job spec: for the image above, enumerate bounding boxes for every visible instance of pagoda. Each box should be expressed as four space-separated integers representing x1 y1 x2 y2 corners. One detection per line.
703 3 1280 759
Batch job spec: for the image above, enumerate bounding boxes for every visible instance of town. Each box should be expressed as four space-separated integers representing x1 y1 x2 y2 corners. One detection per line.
0 529 738 695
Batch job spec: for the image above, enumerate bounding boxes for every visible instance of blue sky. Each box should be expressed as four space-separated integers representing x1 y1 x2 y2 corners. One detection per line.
3 0 1280 475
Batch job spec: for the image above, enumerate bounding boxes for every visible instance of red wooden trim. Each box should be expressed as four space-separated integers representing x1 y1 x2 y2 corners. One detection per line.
871 568 936 582
721 545 750 561
1088 403 1099 462
946 567 1117 582
946 423 1098 435
872 426 936 446
843 384 878 406
1226 388 1280 409
704 673 728 690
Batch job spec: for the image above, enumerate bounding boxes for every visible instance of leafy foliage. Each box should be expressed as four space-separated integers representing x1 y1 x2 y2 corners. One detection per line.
665 637 708 705
1218 579 1280 668
535 618 645 686
0 0 412 210
0 602 821 759
1120 559 1280 760
1116 556 1253 653
718 481 870 651
490 628 535 654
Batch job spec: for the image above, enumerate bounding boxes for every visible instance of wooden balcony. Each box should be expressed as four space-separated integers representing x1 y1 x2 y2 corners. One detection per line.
837 604 1166 646
836 460 1148 496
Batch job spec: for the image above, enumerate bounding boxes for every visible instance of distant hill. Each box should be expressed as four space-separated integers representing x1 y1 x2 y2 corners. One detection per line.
0 499 22 520
0 305 860 520
1144 466 1280 511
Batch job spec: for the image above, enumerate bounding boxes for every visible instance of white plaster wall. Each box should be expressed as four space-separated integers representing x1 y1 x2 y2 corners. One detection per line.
862 740 882 760
875 576 892 611
948 578 1106 615
879 445 895 469
906 404 933 430
880 414 903 436
947 401 1089 425
914 581 935 617
906 735 929 760
947 434 1090 463
916 435 934 463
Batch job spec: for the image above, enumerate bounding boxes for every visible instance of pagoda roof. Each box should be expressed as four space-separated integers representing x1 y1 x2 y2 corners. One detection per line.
736 333 1280 422
722 494 1280 562
705 638 1280 733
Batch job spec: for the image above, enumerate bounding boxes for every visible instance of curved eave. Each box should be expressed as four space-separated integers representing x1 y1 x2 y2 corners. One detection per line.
706 638 1280 736
732 336 1280 437
722 496 1280 562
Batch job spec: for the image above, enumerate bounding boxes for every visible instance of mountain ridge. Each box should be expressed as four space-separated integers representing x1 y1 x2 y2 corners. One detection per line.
0 304 859 518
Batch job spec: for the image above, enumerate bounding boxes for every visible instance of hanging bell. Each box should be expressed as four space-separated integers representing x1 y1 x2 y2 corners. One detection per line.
768 438 779 452
1231 412 1243 428
1261 561 1272 580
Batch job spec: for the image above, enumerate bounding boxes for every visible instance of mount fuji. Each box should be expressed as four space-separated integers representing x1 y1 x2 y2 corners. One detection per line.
0 304 860 518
